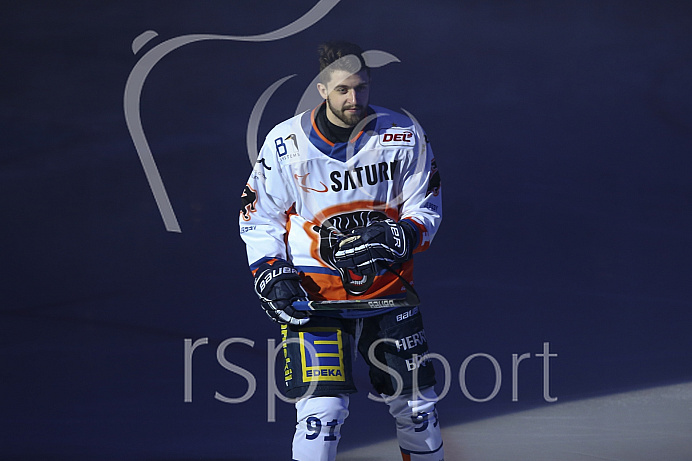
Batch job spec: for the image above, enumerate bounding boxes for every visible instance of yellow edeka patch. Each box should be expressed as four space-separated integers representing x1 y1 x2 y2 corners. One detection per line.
299 328 345 382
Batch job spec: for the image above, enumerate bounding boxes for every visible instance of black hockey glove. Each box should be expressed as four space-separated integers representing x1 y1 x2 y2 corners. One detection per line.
254 259 309 326
333 219 417 276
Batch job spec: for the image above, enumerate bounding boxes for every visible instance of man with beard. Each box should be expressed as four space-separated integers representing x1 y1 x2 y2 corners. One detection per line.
240 41 444 461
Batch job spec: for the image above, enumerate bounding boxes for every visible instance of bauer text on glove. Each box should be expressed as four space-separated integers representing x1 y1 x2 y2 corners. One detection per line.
254 259 310 326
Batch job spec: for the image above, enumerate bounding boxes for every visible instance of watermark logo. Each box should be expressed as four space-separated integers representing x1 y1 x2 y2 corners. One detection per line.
124 0 342 233
184 338 558 422
124 0 432 235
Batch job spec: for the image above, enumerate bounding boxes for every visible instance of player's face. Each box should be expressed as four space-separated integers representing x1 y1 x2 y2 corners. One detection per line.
318 69 370 128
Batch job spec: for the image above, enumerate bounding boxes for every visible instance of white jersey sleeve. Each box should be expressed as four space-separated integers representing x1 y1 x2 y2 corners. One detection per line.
398 127 441 254
240 122 297 267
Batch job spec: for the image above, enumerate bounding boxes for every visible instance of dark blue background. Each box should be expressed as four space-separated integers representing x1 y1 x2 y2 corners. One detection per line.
2 1 691 459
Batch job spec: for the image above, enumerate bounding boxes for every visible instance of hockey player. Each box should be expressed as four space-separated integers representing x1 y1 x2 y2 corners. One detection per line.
240 41 444 461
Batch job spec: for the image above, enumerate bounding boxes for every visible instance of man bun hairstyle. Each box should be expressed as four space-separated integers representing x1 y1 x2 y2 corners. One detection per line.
318 40 370 84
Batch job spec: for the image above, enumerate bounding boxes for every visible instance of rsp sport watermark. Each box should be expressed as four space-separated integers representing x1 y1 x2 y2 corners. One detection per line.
184 337 558 422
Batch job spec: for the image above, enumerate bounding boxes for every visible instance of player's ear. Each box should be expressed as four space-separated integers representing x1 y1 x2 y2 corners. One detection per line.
317 82 328 100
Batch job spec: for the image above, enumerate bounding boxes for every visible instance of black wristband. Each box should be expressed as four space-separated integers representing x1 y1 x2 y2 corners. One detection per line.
398 219 418 259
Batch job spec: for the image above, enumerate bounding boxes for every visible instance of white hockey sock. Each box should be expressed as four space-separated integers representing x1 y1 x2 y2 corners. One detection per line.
386 387 444 461
292 395 349 461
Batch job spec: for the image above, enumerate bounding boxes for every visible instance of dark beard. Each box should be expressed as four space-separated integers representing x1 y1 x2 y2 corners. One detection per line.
327 98 366 127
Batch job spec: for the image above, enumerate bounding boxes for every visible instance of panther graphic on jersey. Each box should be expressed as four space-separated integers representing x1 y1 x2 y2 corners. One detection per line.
313 210 389 295
240 184 257 221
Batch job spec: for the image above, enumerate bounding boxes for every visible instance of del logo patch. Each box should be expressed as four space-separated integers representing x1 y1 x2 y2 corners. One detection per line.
299 328 345 382
378 128 415 147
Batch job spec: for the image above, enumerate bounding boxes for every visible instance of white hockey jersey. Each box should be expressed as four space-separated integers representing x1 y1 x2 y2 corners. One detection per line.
240 104 442 301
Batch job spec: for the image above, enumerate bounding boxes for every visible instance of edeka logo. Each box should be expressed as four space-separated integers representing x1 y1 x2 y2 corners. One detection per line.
299 329 346 383
124 0 343 233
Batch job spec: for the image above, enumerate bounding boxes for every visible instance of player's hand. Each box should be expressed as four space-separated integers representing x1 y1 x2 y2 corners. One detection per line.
333 219 415 276
254 259 309 326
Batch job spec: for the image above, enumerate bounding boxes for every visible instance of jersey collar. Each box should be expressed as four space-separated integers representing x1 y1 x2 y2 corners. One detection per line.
303 103 376 162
